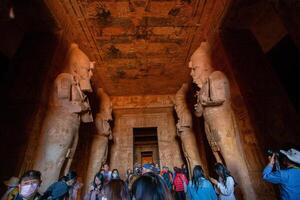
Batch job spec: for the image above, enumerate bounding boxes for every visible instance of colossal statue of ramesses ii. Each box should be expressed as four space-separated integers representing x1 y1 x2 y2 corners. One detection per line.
33 43 94 192
189 42 256 200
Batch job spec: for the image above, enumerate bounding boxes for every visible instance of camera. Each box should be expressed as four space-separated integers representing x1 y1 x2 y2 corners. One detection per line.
266 149 281 170
266 149 280 157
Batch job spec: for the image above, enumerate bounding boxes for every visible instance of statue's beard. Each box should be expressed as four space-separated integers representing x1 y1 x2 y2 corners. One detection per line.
79 79 93 92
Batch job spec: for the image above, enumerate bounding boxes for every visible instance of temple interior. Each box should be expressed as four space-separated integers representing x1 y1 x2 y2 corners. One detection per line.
1 0 300 199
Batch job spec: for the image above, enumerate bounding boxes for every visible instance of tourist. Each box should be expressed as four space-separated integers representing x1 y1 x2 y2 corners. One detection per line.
101 164 112 184
102 179 130 200
210 163 236 200
69 178 82 200
262 148 300 200
186 165 217 200
1 176 19 200
142 163 154 174
111 169 120 180
125 169 133 184
161 166 173 192
128 166 141 193
40 171 77 200
172 167 177 181
7 170 41 200
154 163 161 174
181 164 189 180
84 172 105 200
132 172 173 200
173 167 188 200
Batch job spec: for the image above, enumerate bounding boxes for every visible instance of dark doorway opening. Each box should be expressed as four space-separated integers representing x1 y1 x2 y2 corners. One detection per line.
133 127 159 167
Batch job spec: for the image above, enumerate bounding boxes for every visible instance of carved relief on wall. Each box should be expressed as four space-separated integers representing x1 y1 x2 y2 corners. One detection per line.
111 95 174 109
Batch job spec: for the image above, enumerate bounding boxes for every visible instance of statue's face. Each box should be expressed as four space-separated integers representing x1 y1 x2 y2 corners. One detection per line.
189 61 203 88
77 62 94 92
188 58 212 88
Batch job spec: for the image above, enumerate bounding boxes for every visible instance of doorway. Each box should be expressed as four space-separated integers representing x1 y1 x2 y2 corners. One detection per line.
133 127 159 166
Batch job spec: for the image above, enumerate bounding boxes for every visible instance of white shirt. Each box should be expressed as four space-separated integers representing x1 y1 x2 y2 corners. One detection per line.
215 176 236 200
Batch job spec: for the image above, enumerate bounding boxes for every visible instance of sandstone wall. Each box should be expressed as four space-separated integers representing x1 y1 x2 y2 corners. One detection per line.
110 97 184 178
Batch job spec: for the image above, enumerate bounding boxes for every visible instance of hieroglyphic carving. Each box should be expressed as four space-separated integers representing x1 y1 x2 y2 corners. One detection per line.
111 95 175 109
189 42 256 200
33 43 94 192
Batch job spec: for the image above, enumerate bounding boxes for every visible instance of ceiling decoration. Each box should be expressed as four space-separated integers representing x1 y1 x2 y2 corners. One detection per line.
45 0 231 95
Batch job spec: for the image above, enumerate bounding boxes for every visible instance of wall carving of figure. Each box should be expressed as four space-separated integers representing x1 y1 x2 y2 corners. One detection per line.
85 88 112 191
33 43 94 192
189 42 256 200
174 83 207 177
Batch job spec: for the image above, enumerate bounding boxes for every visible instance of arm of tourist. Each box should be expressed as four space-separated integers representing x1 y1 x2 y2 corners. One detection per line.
262 154 284 184
216 177 234 196
209 178 220 195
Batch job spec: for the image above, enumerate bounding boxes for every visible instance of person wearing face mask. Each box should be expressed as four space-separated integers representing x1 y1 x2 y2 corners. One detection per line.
6 170 42 200
111 169 120 180
101 164 111 184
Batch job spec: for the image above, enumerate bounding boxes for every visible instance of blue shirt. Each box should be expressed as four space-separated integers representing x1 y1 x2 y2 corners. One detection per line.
186 178 218 200
45 181 69 199
263 164 300 200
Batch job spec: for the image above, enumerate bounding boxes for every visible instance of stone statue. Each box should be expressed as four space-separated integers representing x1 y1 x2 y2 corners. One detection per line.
85 88 112 192
174 83 206 177
33 43 94 192
189 42 256 200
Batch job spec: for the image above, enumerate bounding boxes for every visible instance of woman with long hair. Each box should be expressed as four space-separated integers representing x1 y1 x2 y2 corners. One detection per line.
186 165 217 200
210 163 236 200
84 172 105 200
132 172 173 200
102 178 130 200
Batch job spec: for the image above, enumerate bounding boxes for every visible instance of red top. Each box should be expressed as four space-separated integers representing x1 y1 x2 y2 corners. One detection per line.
173 173 188 192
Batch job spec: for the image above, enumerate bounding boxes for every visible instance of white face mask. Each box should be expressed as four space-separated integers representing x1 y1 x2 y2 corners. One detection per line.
20 183 38 198
112 173 118 178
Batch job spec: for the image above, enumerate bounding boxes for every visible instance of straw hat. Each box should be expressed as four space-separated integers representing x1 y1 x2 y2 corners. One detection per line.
4 176 19 187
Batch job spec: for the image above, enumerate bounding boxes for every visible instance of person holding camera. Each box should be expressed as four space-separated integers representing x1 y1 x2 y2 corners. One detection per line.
262 148 300 200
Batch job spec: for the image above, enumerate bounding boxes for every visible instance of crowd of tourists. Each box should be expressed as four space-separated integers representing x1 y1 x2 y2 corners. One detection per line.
1 148 300 200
